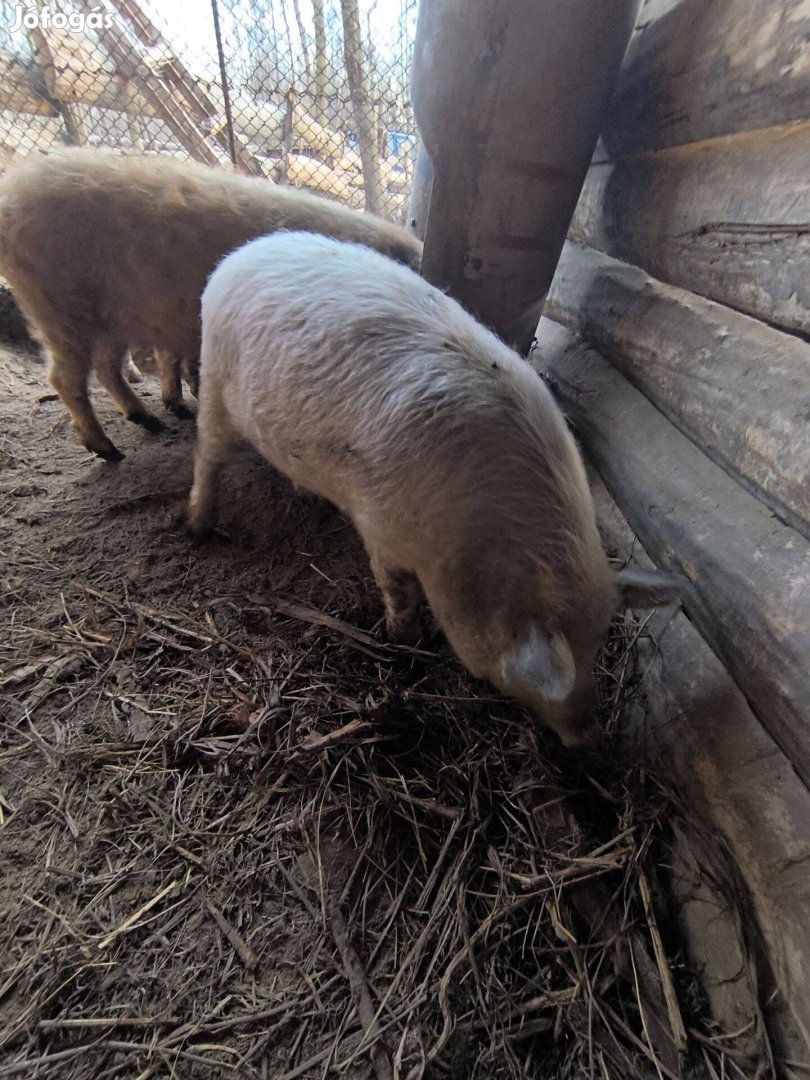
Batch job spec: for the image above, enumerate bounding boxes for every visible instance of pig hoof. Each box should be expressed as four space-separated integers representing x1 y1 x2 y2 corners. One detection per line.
386 619 422 646
558 724 603 751
166 401 196 421
91 441 125 463
188 527 212 546
187 515 214 544
128 410 166 433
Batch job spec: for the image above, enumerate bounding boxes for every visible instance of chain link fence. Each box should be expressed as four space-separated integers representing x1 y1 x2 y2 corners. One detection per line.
0 0 418 222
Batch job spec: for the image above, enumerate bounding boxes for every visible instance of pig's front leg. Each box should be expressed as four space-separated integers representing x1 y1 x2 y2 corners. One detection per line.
370 556 423 643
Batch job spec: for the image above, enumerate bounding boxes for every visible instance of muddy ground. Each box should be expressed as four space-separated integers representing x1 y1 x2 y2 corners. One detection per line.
0 344 763 1079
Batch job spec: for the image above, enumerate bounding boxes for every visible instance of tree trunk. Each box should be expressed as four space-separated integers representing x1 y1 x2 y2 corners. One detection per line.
290 0 310 77
123 78 146 151
276 90 295 184
312 0 328 127
55 101 86 145
340 0 383 215
411 0 640 352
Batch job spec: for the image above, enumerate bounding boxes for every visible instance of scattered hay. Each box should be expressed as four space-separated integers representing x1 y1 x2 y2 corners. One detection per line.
0 345 768 1078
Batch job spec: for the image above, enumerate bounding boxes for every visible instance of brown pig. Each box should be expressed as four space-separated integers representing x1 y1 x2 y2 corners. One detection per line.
0 150 421 460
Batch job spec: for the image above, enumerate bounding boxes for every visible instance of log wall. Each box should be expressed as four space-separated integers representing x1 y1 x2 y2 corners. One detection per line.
599 0 810 155
572 121 810 337
541 0 810 1056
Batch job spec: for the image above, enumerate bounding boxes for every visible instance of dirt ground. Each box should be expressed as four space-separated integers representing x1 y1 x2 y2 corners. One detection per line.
0 344 766 1079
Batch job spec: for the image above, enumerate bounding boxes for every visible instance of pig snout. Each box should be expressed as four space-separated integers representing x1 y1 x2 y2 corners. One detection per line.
548 677 601 749
525 691 602 749
496 624 603 748
552 709 601 749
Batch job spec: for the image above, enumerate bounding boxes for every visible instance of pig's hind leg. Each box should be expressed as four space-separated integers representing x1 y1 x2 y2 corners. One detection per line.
181 354 200 400
370 555 423 643
187 386 236 540
47 340 123 461
94 339 165 433
156 351 195 419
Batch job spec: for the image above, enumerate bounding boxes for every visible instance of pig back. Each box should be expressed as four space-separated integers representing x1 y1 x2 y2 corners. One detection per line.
201 232 595 563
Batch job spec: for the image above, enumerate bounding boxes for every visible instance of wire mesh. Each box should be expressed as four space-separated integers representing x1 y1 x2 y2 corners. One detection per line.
0 0 418 221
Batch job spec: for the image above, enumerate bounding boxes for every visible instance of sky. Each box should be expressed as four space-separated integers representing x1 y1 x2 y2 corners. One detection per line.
147 0 416 82
1 0 417 82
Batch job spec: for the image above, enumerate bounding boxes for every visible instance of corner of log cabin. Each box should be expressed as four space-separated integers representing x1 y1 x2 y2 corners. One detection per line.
537 0 810 1057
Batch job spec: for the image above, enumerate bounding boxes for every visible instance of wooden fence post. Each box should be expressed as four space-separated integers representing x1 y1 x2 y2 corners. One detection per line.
411 0 641 351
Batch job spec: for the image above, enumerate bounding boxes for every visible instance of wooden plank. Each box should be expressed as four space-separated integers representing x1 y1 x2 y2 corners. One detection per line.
110 0 265 176
533 318 810 790
73 0 221 168
547 241 810 533
572 121 810 337
602 0 810 155
591 475 810 1057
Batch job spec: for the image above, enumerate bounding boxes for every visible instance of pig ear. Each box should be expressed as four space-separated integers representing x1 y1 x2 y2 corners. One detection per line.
502 625 576 703
616 567 685 609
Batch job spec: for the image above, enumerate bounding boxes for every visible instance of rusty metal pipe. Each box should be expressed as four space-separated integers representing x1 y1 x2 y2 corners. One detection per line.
411 0 641 352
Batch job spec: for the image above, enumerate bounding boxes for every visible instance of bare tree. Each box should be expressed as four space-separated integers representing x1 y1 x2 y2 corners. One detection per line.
290 0 311 76
312 0 328 126
341 0 383 213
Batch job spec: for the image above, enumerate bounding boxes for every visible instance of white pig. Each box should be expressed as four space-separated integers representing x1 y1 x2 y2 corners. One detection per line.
188 233 682 746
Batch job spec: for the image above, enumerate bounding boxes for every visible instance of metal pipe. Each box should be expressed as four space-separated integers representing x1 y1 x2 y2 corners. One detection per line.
411 0 642 352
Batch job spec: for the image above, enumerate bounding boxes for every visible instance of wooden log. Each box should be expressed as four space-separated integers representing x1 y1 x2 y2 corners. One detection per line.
571 120 810 338
380 156 412 193
292 106 345 163
533 318 810 790
285 154 359 202
0 112 64 163
412 0 641 352
16 31 159 120
29 25 117 105
0 47 57 115
602 0 810 156
667 824 767 1066
590 473 810 1055
547 241 810 533
213 97 284 148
